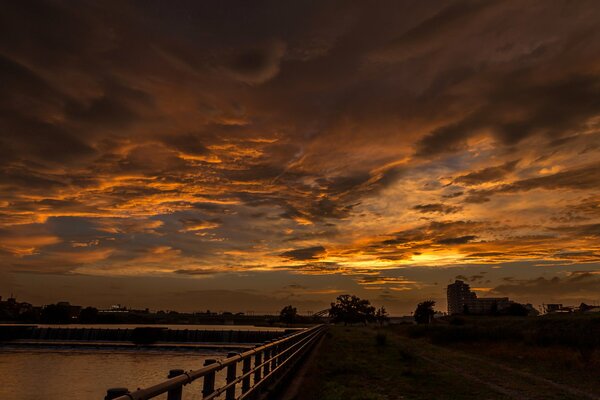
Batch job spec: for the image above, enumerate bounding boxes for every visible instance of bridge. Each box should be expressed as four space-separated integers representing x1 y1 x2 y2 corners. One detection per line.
105 324 326 400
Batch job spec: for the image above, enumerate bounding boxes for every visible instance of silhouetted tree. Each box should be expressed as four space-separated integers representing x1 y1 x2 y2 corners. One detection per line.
414 300 436 324
329 294 375 325
79 306 99 323
279 305 298 324
375 306 389 326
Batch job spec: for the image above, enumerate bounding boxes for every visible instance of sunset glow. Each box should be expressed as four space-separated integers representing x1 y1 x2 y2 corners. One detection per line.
1 1 599 314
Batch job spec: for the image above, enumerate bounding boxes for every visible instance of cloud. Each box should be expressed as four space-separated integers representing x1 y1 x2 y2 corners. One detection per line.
416 73 600 157
413 203 462 214
492 271 600 299
453 160 519 186
280 246 326 261
226 40 286 84
465 162 600 202
179 218 221 232
0 1 599 311
173 268 224 276
436 235 477 245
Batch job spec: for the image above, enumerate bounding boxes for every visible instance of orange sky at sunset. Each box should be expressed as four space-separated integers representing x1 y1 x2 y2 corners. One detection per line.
1 1 599 314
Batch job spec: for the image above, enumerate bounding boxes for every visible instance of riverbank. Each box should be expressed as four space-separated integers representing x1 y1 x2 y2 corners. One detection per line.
295 322 600 400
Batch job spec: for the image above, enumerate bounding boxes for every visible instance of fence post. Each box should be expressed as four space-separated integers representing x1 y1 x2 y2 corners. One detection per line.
278 341 285 365
225 353 237 400
263 345 271 376
167 369 184 400
271 344 278 370
202 359 217 398
242 356 252 394
105 388 128 400
254 351 262 385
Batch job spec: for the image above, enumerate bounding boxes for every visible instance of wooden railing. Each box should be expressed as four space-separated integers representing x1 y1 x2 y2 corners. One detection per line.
105 324 325 400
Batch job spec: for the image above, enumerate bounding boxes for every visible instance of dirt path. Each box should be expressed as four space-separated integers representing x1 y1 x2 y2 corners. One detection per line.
410 341 600 400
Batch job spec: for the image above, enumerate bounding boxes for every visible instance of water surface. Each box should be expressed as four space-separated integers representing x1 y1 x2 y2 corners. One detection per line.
0 348 229 400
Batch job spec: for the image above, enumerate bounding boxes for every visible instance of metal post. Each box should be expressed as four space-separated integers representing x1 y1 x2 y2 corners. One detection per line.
254 351 262 385
271 344 278 370
278 342 285 364
167 369 184 400
242 356 252 393
105 388 128 400
263 346 271 376
202 359 216 398
225 352 237 400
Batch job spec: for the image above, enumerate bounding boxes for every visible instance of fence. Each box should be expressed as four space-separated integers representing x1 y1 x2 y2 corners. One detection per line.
105 324 326 400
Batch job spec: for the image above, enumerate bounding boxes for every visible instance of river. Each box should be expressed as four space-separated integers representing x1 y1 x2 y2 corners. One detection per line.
0 324 283 399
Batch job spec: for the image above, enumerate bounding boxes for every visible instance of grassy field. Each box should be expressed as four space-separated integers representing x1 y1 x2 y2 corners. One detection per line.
295 316 600 400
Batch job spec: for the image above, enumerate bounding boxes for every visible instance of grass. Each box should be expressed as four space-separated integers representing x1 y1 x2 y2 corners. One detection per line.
394 314 600 395
296 326 510 400
296 317 600 400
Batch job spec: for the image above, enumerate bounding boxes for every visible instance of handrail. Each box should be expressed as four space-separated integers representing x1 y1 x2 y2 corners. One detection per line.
106 324 325 400
201 328 319 400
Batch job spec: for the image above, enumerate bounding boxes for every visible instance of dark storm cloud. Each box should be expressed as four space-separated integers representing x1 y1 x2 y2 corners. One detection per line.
280 246 326 261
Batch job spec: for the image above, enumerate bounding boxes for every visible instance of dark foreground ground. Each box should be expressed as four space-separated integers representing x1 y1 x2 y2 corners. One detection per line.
294 316 600 400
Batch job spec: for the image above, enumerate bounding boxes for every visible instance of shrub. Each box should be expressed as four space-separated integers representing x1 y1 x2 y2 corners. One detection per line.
449 316 466 326
375 332 387 346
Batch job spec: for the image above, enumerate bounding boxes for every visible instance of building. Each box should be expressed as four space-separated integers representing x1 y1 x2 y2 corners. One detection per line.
543 303 575 313
55 302 82 319
447 280 511 315
579 303 600 313
447 280 477 315
0 296 36 319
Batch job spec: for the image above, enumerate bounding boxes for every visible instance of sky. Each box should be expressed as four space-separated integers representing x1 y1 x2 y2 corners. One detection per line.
1 0 600 315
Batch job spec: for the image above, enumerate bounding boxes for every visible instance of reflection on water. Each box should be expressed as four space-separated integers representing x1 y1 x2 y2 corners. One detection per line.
0 348 228 400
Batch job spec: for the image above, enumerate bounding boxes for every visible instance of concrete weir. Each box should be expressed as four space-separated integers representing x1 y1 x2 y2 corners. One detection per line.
0 325 291 349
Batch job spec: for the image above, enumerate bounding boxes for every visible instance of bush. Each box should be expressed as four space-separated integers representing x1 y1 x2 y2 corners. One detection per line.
375 332 387 346
449 316 466 326
402 314 600 362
